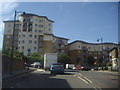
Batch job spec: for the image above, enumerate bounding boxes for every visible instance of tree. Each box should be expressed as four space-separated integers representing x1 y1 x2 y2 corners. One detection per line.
87 56 95 66
13 50 23 60
58 53 71 66
2 47 12 57
27 53 44 64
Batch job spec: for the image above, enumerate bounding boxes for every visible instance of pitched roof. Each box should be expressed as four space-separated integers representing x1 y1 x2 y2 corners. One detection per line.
68 40 118 45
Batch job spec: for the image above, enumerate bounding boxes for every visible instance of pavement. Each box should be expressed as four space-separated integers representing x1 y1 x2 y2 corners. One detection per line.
2 67 37 80
97 70 119 76
2 68 119 80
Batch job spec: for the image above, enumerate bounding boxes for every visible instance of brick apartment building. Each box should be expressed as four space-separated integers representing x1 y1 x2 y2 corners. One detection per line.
3 12 118 65
3 13 68 55
68 40 118 65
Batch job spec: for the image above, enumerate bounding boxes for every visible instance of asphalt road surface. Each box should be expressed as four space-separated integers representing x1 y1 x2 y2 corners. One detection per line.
2 69 119 89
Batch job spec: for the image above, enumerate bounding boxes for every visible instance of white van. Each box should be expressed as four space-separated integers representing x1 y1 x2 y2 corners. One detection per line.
66 64 75 69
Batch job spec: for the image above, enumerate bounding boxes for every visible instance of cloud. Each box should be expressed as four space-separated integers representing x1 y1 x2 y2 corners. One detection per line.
0 1 18 49
0 1 18 31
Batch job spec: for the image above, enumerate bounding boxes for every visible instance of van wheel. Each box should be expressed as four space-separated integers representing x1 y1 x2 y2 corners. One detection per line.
51 71 53 75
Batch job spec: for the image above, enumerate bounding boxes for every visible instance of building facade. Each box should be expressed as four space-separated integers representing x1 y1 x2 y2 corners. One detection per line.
68 40 118 65
3 12 118 66
3 13 69 55
109 47 119 71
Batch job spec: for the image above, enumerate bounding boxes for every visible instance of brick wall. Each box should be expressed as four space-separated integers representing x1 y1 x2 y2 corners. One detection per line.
2 56 25 74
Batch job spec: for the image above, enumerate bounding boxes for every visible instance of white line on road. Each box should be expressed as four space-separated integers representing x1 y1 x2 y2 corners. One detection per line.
97 87 102 90
78 76 89 83
93 87 98 90
79 73 83 76
84 77 92 83
93 87 102 90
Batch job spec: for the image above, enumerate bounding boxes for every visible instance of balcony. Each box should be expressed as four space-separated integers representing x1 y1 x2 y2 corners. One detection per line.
56 46 64 49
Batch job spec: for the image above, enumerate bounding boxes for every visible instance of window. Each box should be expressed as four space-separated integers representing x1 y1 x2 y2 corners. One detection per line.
38 42 43 47
7 30 11 33
39 25 43 28
59 44 61 47
22 46 24 49
35 24 37 27
39 20 43 22
49 28 51 31
28 29 32 32
35 19 38 22
28 23 32 27
22 34 25 37
34 47 37 50
6 35 10 39
22 40 24 43
39 48 43 52
34 41 37 44
34 35 37 38
49 23 51 26
35 30 37 32
15 24 19 28
29 34 32 37
8 24 11 27
29 40 32 43
83 55 86 58
23 29 27 32
59 49 61 52
6 41 9 45
38 30 42 33
89 47 91 49
23 23 27 27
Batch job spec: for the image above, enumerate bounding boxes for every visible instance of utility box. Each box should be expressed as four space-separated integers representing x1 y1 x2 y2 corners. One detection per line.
44 53 58 70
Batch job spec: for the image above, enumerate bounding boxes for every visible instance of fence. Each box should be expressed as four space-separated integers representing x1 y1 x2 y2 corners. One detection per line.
2 56 25 74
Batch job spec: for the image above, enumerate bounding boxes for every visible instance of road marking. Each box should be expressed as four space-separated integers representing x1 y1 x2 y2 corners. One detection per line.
78 76 89 83
79 73 83 76
93 87 98 90
97 87 102 90
84 77 92 83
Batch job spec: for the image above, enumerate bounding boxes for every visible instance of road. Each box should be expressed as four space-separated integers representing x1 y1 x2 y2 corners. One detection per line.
2 69 118 89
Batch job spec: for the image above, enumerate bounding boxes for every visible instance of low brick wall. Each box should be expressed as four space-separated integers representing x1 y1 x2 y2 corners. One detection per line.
2 56 25 74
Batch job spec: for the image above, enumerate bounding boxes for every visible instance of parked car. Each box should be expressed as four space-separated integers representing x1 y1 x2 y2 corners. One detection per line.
31 62 42 68
82 66 92 71
94 66 98 70
72 65 84 70
49 63 64 74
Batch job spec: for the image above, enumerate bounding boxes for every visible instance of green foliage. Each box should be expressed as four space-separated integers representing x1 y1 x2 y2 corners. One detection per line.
13 51 23 60
106 62 112 67
27 53 44 64
58 53 71 66
87 55 95 65
2 47 12 57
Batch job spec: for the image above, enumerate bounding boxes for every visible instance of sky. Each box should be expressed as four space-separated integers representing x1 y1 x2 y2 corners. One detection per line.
0 1 119 49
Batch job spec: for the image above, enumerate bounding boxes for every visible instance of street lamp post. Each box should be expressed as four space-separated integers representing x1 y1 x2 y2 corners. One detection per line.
97 37 104 71
10 10 25 74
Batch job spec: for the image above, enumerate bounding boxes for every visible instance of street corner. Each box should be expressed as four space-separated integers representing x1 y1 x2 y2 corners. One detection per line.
36 69 45 72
